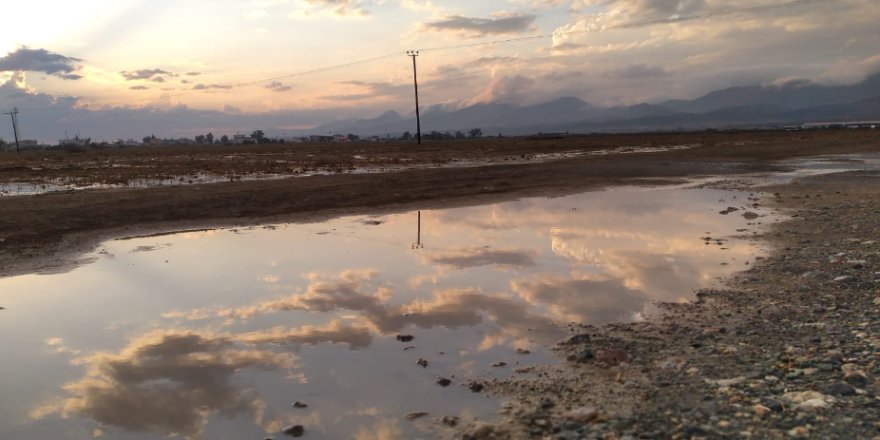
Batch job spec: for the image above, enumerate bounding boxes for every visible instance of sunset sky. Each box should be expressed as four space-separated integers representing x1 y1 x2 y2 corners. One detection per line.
1 0 878 141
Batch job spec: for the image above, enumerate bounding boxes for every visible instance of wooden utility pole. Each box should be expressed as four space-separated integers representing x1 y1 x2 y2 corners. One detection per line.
3 107 20 153
406 51 422 145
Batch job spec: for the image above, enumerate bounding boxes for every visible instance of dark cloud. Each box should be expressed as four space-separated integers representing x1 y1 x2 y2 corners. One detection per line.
422 14 537 37
129 85 149 91
120 68 173 81
192 83 233 90
185 71 202 76
0 47 82 79
264 81 293 92
423 247 537 269
31 331 293 439
605 63 671 79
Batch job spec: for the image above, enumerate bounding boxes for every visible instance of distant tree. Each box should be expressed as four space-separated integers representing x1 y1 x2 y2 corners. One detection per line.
194 134 206 144
346 133 360 141
400 131 413 140
468 128 483 138
220 134 230 144
206 132 214 145
454 130 465 139
251 130 265 143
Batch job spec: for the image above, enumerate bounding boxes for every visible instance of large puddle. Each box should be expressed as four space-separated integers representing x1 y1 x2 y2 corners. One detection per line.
0 183 778 439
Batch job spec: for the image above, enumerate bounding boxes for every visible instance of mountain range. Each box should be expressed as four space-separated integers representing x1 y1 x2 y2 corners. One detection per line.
315 72 880 136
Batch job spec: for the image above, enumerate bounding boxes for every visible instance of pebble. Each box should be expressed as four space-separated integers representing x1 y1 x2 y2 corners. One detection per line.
469 382 484 393
788 426 810 438
291 401 308 408
491 361 507 367
564 406 599 423
417 358 428 368
282 425 305 437
405 412 429 420
396 334 414 342
463 423 494 440
442 416 459 427
436 377 452 387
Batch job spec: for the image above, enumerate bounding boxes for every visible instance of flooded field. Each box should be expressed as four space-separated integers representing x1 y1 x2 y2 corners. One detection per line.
0 183 775 439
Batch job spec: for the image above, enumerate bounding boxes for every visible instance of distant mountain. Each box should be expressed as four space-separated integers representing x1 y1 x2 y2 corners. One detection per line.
313 72 880 136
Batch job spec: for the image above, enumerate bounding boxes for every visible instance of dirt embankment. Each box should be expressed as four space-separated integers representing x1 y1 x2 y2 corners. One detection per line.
450 170 880 439
0 130 877 279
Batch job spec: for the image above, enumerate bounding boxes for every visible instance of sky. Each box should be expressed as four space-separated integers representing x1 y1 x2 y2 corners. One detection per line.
1 0 878 142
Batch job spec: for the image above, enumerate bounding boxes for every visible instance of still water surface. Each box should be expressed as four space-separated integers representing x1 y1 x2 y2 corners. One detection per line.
0 185 773 439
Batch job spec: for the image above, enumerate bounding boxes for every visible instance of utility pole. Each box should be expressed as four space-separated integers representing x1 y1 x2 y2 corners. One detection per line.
406 50 422 145
3 107 20 153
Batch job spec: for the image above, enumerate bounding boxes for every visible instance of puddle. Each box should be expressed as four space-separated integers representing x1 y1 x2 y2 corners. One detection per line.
694 153 880 188
0 184 777 439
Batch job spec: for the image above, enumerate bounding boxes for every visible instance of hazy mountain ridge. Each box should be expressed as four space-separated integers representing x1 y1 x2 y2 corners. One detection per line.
315 73 880 136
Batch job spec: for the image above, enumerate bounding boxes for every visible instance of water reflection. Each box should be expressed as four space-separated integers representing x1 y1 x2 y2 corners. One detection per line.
31 331 294 439
0 185 772 439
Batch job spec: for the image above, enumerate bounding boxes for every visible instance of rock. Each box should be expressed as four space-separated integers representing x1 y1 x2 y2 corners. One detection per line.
596 349 629 366
844 371 869 386
292 401 308 408
442 416 459 427
782 391 832 405
491 361 507 367
568 348 594 363
764 375 780 385
417 358 428 368
787 426 810 438
539 398 555 409
564 406 598 423
436 377 452 387
760 397 784 412
516 348 531 355
463 423 494 440
405 411 429 420
282 425 305 437
796 399 830 411
753 404 772 417
708 376 746 387
720 207 739 215
562 334 591 345
824 382 856 396
469 382 484 393
396 334 414 342
833 275 854 282
742 211 760 220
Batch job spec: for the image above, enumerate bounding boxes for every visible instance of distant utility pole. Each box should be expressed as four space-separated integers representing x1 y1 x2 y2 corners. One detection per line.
3 107 20 153
406 50 422 145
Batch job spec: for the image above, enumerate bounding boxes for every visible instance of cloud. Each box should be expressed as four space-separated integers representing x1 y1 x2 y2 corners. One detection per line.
31 330 294 439
422 247 537 269
0 47 83 80
129 85 149 90
512 275 648 324
421 13 537 38
296 0 371 18
466 74 535 105
236 320 374 348
120 68 173 82
265 81 293 92
320 80 410 101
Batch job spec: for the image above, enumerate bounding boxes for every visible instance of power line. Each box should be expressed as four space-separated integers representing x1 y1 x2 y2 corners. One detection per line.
15 0 834 114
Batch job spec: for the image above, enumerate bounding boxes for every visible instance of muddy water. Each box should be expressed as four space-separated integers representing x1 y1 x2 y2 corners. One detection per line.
0 185 774 439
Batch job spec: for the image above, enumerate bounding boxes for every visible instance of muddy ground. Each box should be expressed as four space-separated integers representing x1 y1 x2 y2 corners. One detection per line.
1 130 878 278
1 130 879 439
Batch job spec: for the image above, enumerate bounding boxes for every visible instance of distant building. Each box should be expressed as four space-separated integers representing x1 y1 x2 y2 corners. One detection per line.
802 121 879 130
231 134 252 145
59 136 91 147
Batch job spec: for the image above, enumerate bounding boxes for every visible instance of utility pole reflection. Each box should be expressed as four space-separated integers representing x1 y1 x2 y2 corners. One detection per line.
411 210 424 249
